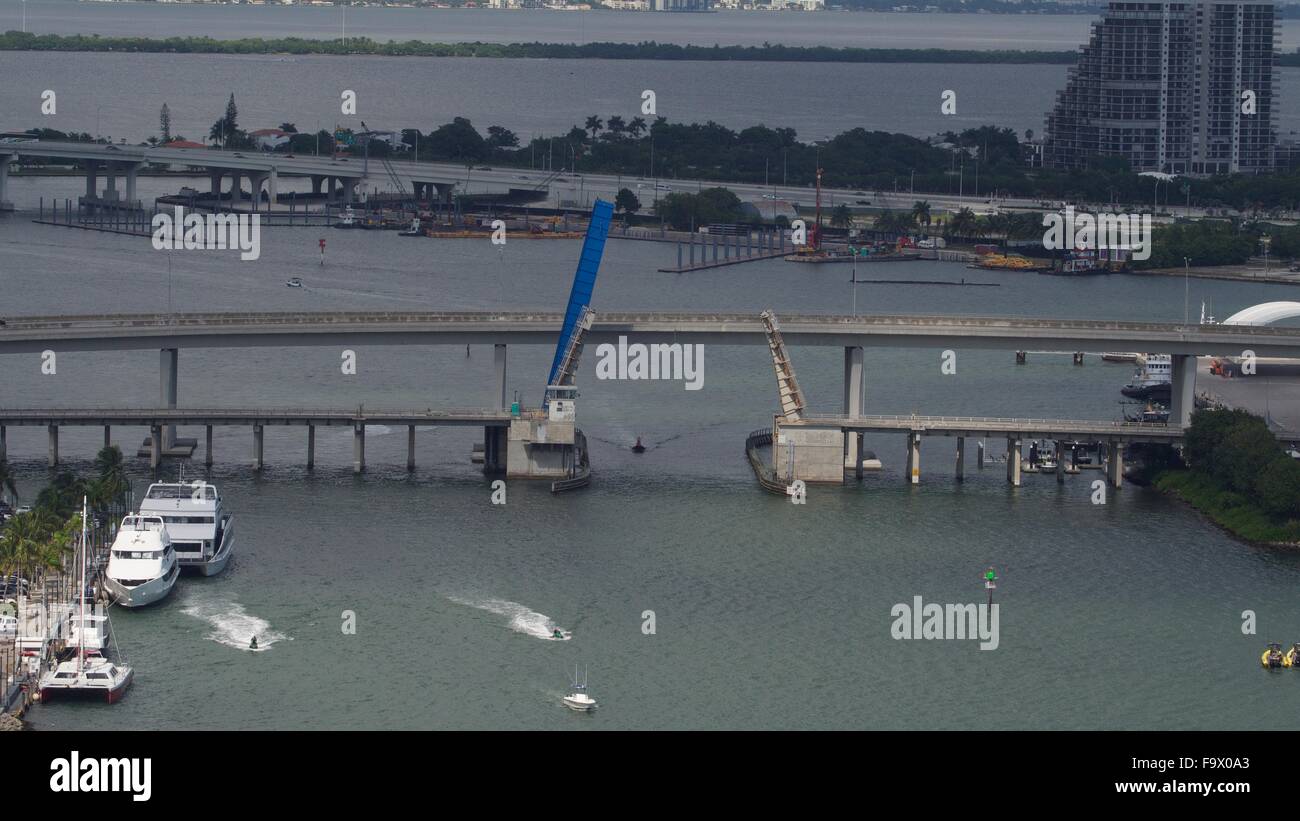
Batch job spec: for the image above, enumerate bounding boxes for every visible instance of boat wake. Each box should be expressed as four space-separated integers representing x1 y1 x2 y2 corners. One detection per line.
448 595 569 641
181 594 290 652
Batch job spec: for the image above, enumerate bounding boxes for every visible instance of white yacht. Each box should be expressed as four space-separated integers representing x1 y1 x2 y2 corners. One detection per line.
562 666 597 712
39 499 133 704
137 481 234 576
103 515 179 608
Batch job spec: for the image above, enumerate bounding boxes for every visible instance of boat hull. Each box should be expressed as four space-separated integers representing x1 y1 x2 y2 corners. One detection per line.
1120 383 1172 399
40 669 133 704
183 521 235 577
103 563 179 608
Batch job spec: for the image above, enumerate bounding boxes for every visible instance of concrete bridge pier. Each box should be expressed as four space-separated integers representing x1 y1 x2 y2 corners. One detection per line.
229 172 242 205
253 425 264 470
842 346 864 469
48 424 59 467
0 152 12 211
103 162 119 203
149 426 162 471
977 439 985 469
103 426 111 449
210 171 224 196
1107 443 1124 489
353 423 365 474
205 426 213 467
84 160 99 201
342 178 357 205
160 348 178 450
407 425 416 471
306 425 315 469
1170 355 1196 428
1006 437 1021 486
0 426 6 462
311 176 325 196
955 436 965 481
1056 440 1065 484
124 161 144 209
906 431 920 484
325 176 337 204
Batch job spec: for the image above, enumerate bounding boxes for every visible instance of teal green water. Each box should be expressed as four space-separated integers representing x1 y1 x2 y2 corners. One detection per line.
2 215 1300 730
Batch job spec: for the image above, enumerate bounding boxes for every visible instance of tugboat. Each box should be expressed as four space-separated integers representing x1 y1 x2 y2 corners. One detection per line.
632 436 646 454
562 666 597 712
1262 642 1285 669
1120 354 1172 400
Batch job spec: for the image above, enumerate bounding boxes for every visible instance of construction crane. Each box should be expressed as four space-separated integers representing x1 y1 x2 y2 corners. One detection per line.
760 310 808 421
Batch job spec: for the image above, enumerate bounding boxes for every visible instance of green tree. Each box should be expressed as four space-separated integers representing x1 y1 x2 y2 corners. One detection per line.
584 115 603 141
830 203 853 229
614 187 641 219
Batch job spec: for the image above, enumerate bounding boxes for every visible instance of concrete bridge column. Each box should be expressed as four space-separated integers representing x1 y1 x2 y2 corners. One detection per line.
0 426 7 462
103 426 111 449
1170 355 1196 429
342 178 357 205
85 160 99 200
252 425 264 470
843 346 864 464
229 171 242 204
353 423 365 474
1006 437 1021 486
326 177 337 204
906 431 920 484
209 171 224 195
854 430 864 480
407 425 416 471
48 425 59 467
311 176 325 196
495 344 508 410
104 162 119 202
267 168 279 207
1055 440 1065 484
150 426 162 471
124 161 143 208
955 436 965 481
160 348 178 450
205 426 213 467
0 153 12 211
1108 442 1124 489
306 425 315 469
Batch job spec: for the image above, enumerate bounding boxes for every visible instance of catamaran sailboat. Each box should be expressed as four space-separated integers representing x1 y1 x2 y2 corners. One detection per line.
39 499 133 704
102 514 179 607
137 480 235 576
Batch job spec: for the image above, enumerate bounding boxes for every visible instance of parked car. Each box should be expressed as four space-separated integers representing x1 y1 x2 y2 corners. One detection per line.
0 576 30 598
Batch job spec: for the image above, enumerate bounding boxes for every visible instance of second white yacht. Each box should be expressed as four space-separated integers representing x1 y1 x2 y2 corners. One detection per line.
137 480 235 576
103 515 179 608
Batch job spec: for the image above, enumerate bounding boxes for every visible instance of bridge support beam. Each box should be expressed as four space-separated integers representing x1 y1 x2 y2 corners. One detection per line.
977 439 985 469
124 161 143 209
1108 443 1124 489
407 425 416 471
0 426 6 462
342 178 356 205
906 432 920 484
205 425 213 467
160 348 178 450
0 153 12 211
311 176 324 196
253 425 264 471
955 436 965 482
48 425 59 467
150 425 162 471
1170 354 1196 429
326 176 336 204
210 171 223 196
353 423 365 474
83 160 99 201
104 162 118 202
843 346 864 466
1056 440 1065 484
103 426 111 449
229 171 242 204
306 425 315 469
1006 437 1021 486
495 344 508 410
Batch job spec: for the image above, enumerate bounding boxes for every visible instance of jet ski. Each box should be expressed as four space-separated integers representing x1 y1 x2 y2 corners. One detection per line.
1262 642 1285 669
632 437 646 454
1286 643 1300 668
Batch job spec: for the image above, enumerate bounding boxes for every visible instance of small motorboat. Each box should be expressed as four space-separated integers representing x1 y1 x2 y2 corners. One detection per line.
549 628 571 641
562 666 596 712
1262 642 1285 669
286 277 303 288
632 437 646 454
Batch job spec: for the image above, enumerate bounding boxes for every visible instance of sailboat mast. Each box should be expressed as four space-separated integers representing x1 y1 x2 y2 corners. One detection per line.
78 496 88 670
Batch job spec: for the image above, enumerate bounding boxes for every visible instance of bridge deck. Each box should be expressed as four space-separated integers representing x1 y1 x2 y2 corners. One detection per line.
784 414 1184 442
1 311 1297 356
0 407 516 427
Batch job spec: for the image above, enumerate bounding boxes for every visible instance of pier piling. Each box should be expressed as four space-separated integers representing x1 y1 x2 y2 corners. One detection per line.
205 425 214 467
1006 438 1021 486
407 425 416 471
353 423 365 474
103 425 111 449
977 440 985 469
1056 441 1065 484
253 425 264 471
47 424 59 467
306 425 315 470
956 436 965 482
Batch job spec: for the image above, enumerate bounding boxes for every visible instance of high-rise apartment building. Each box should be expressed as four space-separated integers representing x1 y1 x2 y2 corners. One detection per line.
1044 1 1278 175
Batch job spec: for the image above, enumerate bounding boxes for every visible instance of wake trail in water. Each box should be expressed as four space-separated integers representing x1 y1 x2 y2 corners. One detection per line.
447 595 570 641
181 592 290 652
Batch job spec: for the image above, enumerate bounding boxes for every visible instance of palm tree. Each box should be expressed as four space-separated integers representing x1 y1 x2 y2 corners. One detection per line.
911 201 932 230
627 117 647 138
0 511 47 582
830 204 853 229
584 115 603 141
0 460 17 507
949 207 979 238
605 115 627 139
92 445 129 512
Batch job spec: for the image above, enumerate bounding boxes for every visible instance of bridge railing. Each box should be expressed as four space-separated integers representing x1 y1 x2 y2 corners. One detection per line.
795 413 1174 431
